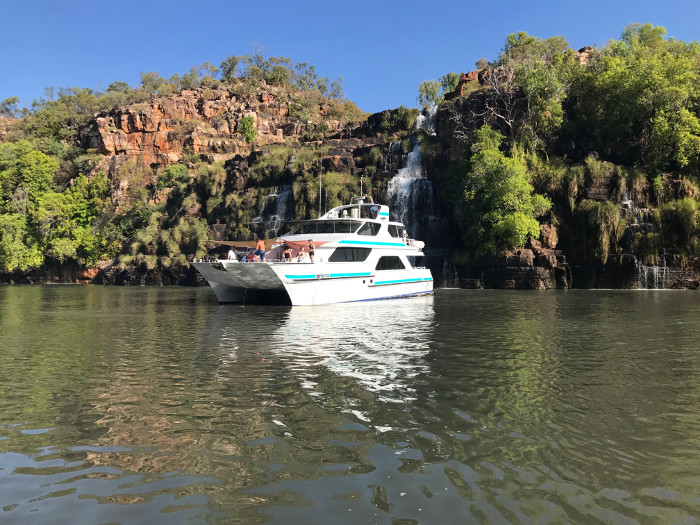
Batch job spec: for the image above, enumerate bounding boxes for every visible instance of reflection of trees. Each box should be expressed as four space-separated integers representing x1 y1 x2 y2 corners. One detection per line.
411 290 700 522
5 287 699 520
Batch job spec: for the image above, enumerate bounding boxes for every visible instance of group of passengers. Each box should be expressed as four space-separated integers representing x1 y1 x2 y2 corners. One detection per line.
226 238 268 262
226 238 315 263
282 239 315 263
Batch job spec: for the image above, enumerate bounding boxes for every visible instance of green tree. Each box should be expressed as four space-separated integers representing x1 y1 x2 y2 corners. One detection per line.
417 80 441 110
440 72 460 94
106 81 130 93
570 24 700 173
153 164 190 201
0 214 43 271
493 32 576 148
29 173 110 265
266 57 292 86
462 126 551 253
220 54 240 83
0 96 21 118
140 71 164 94
0 141 58 210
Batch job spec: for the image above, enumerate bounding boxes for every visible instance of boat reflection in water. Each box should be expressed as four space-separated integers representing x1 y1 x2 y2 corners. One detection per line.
269 296 435 404
204 296 435 406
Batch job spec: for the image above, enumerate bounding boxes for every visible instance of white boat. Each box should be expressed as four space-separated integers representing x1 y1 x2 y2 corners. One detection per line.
192 196 434 305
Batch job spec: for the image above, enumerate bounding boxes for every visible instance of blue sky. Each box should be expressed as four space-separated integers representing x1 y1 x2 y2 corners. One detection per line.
2 0 698 114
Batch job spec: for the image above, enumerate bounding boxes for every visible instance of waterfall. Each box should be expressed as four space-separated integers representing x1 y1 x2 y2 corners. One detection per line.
389 140 403 155
386 139 429 238
637 262 668 289
386 132 456 287
416 105 437 135
441 258 459 288
620 186 670 289
251 185 293 236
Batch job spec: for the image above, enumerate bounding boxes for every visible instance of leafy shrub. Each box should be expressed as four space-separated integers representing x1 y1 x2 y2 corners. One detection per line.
238 115 257 143
461 126 551 253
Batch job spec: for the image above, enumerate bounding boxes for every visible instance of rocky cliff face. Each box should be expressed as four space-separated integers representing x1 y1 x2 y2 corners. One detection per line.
0 86 423 286
80 84 351 173
426 68 700 290
78 84 412 191
453 225 571 290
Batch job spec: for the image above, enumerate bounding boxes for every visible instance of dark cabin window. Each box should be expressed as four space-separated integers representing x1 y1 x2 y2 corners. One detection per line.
406 256 425 268
375 256 406 271
329 247 372 262
357 222 381 236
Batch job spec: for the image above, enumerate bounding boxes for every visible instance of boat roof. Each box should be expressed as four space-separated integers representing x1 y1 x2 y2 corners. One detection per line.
320 196 390 221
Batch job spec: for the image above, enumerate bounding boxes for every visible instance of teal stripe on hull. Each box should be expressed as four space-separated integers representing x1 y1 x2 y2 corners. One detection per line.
285 272 372 280
338 240 405 247
374 277 433 285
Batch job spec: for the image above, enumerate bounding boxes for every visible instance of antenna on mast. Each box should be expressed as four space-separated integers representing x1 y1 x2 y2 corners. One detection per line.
360 174 364 196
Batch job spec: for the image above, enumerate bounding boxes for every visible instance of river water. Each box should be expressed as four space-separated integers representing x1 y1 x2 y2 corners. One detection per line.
1 286 699 524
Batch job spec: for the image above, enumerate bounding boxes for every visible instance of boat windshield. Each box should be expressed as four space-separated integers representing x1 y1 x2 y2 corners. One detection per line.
288 220 364 235
388 224 405 238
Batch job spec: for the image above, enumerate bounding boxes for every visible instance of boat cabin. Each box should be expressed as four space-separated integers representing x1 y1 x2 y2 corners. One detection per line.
320 196 389 221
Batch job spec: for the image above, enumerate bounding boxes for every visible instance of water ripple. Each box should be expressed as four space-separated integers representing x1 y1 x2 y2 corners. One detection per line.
1 287 700 522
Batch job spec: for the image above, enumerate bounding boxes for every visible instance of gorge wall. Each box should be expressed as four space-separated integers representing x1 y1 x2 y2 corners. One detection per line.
4 61 700 290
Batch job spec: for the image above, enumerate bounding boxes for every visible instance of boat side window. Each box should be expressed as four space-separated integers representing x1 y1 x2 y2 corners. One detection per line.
357 222 381 236
388 224 401 237
291 220 364 234
406 255 424 268
375 256 406 271
328 247 372 262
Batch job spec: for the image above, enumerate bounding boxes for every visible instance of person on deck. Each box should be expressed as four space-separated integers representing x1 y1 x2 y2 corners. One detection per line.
283 245 292 262
254 237 266 261
308 240 315 263
227 248 236 260
297 247 308 263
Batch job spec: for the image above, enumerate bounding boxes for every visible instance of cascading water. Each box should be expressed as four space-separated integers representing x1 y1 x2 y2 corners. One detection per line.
386 107 457 287
637 263 668 289
620 188 669 289
251 185 293 237
387 139 432 239
416 105 437 136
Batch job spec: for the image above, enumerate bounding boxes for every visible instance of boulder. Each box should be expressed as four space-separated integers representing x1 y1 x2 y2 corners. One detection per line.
540 224 558 249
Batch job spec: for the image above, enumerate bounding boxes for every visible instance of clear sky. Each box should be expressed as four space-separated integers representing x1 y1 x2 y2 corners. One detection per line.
2 0 699 114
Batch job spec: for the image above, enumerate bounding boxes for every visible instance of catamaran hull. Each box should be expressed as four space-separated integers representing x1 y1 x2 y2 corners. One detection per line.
192 261 433 306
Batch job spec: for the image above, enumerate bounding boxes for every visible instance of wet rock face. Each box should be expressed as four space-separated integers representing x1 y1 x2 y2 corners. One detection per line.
455 243 572 290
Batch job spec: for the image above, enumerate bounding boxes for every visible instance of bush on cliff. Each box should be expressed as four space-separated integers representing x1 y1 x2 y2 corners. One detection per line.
237 115 257 144
0 141 114 271
461 126 551 254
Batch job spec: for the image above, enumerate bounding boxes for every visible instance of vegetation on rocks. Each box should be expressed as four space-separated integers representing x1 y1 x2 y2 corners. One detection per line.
460 126 551 254
424 23 700 265
0 53 378 279
2 23 700 287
